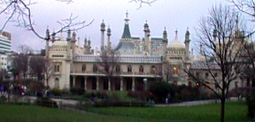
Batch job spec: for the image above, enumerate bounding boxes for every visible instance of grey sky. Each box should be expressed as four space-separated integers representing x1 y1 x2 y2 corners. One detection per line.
1 0 228 52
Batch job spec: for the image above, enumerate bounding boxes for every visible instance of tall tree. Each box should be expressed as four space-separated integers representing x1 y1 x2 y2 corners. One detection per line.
185 5 243 122
29 56 45 82
12 53 29 80
97 50 120 90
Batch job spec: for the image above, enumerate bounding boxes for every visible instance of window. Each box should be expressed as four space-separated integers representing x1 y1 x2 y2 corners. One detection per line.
139 65 144 73
173 67 178 74
206 82 210 88
93 64 98 73
214 73 218 77
116 65 121 73
54 65 60 72
205 72 209 78
150 66 156 74
196 82 200 87
127 65 132 73
188 81 192 87
196 72 200 78
82 64 86 73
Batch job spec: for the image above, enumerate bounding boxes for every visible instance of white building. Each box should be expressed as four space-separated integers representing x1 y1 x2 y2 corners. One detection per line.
0 32 11 52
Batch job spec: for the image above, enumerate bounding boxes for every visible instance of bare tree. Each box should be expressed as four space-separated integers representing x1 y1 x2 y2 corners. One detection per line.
28 56 53 87
230 0 255 36
163 62 172 83
97 50 120 90
12 53 29 80
29 56 44 82
44 58 53 88
18 44 33 54
185 5 243 122
130 0 157 9
0 0 93 40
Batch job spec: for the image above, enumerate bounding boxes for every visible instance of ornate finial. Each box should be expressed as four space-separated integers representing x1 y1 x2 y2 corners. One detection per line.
187 27 189 31
164 26 166 31
126 10 128 19
175 29 178 36
124 11 130 23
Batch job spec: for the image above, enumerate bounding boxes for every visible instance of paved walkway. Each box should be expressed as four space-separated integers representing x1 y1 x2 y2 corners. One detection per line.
156 98 239 107
156 99 220 107
14 96 240 107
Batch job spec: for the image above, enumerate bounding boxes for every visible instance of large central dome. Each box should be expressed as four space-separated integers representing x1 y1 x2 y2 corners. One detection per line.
168 30 185 48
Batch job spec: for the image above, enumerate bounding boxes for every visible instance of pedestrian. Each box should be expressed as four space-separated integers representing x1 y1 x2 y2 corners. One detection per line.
167 93 172 103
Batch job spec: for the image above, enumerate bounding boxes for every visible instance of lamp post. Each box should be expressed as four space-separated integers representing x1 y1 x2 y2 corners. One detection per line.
143 78 147 91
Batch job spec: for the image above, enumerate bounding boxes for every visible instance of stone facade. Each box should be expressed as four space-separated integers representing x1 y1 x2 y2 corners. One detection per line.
46 13 246 91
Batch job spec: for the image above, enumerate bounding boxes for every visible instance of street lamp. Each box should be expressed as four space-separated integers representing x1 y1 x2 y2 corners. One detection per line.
143 78 147 90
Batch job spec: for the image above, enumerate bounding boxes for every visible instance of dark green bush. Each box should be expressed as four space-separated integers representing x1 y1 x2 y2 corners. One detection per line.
149 82 175 103
70 88 85 95
0 96 7 102
127 91 151 101
50 89 69 96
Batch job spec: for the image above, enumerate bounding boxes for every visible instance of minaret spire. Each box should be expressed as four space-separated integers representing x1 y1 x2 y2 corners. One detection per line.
175 29 178 40
100 19 106 51
121 11 131 39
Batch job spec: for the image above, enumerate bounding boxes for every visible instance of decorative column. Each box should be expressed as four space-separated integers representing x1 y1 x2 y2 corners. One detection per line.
96 77 99 90
132 77 135 91
72 76 76 88
108 80 111 91
84 76 87 90
120 77 123 91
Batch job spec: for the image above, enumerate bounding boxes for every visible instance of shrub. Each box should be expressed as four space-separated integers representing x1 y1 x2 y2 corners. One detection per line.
127 91 151 101
247 97 255 119
149 82 175 103
50 89 69 96
70 88 85 95
0 96 7 102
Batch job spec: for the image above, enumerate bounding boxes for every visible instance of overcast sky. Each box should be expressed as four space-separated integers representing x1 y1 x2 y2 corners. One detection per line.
1 0 229 52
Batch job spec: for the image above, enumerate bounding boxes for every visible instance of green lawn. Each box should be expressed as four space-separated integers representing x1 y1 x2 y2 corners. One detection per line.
0 102 251 122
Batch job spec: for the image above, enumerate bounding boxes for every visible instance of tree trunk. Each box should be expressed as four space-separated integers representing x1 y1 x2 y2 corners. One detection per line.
220 97 225 122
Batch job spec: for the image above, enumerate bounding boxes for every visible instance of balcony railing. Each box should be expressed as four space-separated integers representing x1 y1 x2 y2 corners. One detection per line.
75 55 162 64
70 71 162 77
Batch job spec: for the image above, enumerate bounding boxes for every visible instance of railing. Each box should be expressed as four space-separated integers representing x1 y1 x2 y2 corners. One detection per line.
70 71 162 77
75 55 162 64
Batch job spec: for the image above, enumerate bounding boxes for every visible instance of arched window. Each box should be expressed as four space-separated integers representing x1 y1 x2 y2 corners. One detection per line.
116 65 121 73
150 66 156 74
93 64 98 73
139 65 144 73
173 66 179 74
82 64 86 73
55 78 59 89
127 65 132 73
188 81 192 87
54 65 60 72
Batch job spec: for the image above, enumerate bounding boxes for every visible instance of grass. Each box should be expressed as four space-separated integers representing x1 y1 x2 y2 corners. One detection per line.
0 102 252 122
86 102 250 122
